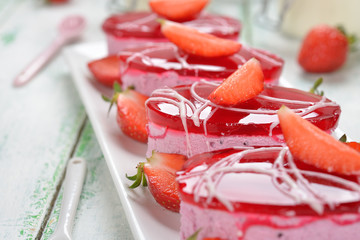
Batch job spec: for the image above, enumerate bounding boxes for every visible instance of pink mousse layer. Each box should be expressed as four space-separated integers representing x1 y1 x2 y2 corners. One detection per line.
107 36 168 55
146 122 284 157
180 201 360 240
122 69 224 97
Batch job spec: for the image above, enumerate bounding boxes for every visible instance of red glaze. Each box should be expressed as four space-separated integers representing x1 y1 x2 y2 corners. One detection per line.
118 43 283 83
178 147 360 216
146 82 340 137
102 11 241 40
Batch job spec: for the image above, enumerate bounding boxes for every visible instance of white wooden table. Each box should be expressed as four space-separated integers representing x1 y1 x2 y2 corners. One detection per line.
0 0 359 240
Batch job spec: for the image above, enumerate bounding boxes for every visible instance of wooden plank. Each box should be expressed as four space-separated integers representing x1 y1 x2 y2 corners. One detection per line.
0 1 88 239
41 121 134 240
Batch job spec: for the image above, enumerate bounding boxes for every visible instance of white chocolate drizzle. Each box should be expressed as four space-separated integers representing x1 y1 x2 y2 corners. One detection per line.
177 147 360 214
146 80 340 156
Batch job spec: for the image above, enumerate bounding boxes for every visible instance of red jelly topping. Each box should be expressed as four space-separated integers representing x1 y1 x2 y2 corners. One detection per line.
118 43 284 83
178 147 360 215
102 11 241 40
146 81 340 137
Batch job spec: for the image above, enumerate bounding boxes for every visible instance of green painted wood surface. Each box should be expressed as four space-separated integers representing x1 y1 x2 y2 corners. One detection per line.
41 121 133 240
0 0 134 239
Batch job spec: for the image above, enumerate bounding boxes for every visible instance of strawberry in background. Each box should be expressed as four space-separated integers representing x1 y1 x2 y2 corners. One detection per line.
298 24 357 73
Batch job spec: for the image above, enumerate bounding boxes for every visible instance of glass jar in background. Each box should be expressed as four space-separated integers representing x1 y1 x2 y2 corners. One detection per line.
107 0 149 13
257 0 360 38
208 0 253 45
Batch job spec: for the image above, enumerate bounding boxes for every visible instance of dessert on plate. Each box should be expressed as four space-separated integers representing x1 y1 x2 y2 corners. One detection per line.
177 107 360 240
117 42 284 96
145 67 340 157
102 11 241 55
177 146 360 240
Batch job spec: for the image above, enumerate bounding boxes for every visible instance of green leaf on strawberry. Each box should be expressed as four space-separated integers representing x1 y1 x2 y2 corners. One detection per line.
309 77 324 96
126 151 187 212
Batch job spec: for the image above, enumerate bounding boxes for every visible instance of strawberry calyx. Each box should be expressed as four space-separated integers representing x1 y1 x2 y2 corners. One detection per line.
126 162 148 188
336 25 358 51
102 82 122 115
102 82 135 115
339 134 360 152
186 229 201 240
186 229 222 240
126 151 187 211
309 77 324 96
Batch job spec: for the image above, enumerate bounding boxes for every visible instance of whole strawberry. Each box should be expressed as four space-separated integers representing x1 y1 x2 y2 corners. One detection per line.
298 25 349 73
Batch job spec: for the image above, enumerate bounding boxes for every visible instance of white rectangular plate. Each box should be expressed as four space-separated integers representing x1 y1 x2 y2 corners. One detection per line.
64 41 345 240
64 42 180 240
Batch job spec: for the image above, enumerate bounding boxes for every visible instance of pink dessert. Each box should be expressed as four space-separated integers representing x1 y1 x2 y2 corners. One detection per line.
177 147 360 239
102 11 241 55
118 43 284 96
145 81 340 157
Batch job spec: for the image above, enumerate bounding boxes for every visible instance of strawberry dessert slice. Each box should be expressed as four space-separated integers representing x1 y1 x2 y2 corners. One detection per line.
145 80 340 157
118 43 283 96
102 12 241 54
177 146 360 240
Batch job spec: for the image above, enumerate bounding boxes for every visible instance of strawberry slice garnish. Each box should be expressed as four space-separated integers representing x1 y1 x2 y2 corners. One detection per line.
278 105 360 175
297 25 356 73
127 152 187 212
208 58 264 106
160 20 241 58
149 0 209 21
103 83 148 143
346 142 360 152
88 55 121 87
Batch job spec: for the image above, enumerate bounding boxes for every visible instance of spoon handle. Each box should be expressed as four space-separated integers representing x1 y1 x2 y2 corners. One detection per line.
49 157 87 240
13 36 65 87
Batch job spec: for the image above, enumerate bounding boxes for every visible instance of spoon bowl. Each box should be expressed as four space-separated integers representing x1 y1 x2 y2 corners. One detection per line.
58 15 86 42
13 15 86 87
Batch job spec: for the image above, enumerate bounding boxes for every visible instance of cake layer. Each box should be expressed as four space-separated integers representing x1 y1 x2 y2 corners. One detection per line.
102 11 241 54
119 43 284 95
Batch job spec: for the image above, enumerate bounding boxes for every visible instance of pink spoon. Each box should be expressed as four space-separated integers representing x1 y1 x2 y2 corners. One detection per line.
13 15 86 87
